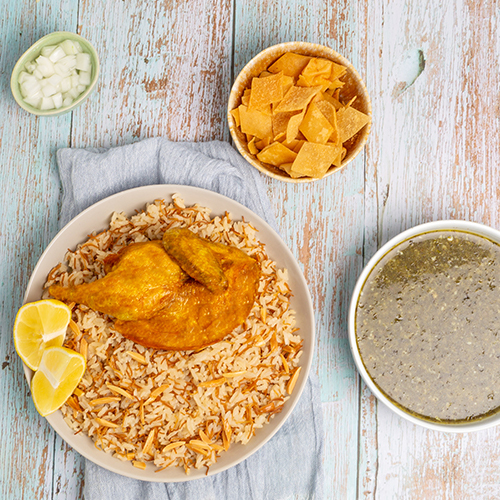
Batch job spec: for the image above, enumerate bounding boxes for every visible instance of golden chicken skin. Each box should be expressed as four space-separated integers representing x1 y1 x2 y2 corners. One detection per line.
50 228 260 350
49 240 187 321
163 227 228 294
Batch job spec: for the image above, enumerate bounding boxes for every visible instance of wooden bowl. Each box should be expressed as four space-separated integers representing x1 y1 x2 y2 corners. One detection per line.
228 42 372 183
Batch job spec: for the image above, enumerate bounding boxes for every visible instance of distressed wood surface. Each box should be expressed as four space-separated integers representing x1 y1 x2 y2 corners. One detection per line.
1 0 500 499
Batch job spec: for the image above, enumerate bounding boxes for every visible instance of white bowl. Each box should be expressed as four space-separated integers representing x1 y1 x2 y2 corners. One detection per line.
23 184 315 480
348 220 500 433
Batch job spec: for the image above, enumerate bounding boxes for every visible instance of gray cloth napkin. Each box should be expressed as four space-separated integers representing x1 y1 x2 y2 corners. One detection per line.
56 138 324 500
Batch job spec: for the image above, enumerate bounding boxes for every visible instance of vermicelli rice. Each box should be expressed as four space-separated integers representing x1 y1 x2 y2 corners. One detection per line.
43 195 303 474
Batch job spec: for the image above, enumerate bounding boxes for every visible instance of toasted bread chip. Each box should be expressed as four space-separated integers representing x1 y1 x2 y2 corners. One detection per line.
257 142 297 166
302 58 333 79
268 52 311 78
272 110 300 139
286 109 306 143
282 75 294 95
336 105 370 143
291 142 341 178
238 104 273 140
273 85 322 113
279 162 307 179
255 137 271 150
314 100 339 144
230 107 240 127
332 145 345 168
241 88 251 106
248 72 284 113
297 58 334 91
329 62 347 81
317 91 342 110
292 140 306 153
297 74 331 92
248 136 259 155
329 79 345 91
279 138 300 150
299 103 334 144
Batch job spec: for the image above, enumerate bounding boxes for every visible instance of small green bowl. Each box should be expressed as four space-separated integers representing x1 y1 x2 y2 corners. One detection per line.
10 31 100 117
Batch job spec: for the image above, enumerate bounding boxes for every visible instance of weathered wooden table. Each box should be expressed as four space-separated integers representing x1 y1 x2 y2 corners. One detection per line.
2 1 500 498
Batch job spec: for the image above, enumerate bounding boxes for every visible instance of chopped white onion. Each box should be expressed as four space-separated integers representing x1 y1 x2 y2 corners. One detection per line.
18 38 93 111
20 79 41 98
67 87 80 99
41 45 55 57
75 52 91 72
48 46 66 63
60 40 77 55
79 71 91 86
41 83 57 97
40 96 54 110
18 71 30 84
24 95 42 108
35 56 55 77
47 74 62 87
52 92 63 109
60 77 71 93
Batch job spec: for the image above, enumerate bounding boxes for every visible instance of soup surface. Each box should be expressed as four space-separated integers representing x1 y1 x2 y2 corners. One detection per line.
356 230 500 423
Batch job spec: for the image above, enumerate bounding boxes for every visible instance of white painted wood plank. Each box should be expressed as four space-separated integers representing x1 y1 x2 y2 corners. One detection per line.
73 0 233 147
0 1 83 497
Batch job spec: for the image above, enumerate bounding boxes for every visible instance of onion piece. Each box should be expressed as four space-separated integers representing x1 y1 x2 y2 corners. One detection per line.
60 40 77 55
49 46 66 63
75 53 91 72
41 45 56 57
40 96 55 110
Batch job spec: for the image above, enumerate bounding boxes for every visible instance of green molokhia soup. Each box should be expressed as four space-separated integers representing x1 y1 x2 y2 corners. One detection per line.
356 230 500 423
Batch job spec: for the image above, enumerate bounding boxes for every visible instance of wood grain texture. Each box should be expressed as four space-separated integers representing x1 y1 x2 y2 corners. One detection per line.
2 0 500 498
73 0 233 148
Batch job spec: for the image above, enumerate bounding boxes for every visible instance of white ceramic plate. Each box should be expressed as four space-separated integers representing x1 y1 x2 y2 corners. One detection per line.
348 220 500 433
23 185 315 481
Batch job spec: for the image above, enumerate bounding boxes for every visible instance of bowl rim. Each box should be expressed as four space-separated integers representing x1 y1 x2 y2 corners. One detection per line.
10 31 100 117
22 184 316 481
227 41 372 183
348 219 500 433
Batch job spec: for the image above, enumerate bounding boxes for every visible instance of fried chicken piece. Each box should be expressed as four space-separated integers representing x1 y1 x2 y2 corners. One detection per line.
49 241 188 321
49 228 261 350
114 239 260 350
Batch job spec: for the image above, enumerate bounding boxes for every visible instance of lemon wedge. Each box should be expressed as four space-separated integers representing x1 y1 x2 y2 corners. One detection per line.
13 299 72 370
31 346 86 417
